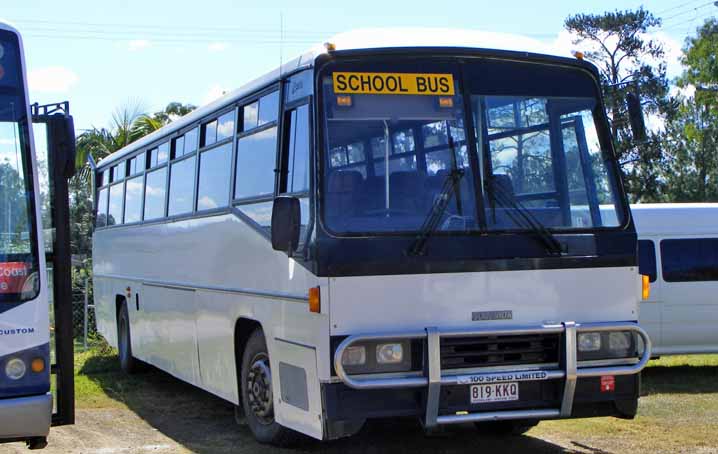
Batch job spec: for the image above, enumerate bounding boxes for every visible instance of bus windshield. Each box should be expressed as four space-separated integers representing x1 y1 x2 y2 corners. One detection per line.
320 59 625 236
0 31 39 302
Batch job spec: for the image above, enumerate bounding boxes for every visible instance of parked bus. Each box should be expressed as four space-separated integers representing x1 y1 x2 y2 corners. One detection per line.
93 30 652 444
0 20 76 450
632 203 718 355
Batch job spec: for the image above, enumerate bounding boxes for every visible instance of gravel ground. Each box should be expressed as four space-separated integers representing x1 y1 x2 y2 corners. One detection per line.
0 407 638 454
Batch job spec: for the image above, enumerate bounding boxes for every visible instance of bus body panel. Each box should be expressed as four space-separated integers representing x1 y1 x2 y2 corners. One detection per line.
0 289 50 357
329 267 639 335
93 213 330 433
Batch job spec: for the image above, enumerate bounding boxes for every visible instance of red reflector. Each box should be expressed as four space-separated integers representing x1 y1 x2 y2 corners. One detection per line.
600 375 615 392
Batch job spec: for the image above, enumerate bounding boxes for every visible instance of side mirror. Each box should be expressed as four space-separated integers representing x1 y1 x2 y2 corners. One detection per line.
271 196 301 253
626 92 647 143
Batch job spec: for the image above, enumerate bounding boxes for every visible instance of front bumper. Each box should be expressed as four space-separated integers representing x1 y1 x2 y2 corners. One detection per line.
332 321 651 428
0 393 52 440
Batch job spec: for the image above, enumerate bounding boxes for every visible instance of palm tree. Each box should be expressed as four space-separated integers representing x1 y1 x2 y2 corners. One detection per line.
74 101 196 180
130 102 197 142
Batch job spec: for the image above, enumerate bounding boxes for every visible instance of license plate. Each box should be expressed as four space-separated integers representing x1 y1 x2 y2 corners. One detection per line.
470 382 519 403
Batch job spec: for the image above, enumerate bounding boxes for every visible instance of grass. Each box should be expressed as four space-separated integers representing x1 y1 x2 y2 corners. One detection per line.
533 354 718 453
70 343 718 453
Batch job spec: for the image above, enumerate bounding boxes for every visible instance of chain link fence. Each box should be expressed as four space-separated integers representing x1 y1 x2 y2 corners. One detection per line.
72 277 96 345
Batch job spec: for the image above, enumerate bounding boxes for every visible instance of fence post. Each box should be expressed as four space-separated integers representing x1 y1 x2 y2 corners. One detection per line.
83 277 89 350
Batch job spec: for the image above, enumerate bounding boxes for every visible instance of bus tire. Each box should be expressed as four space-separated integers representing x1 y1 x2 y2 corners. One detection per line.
240 328 300 446
474 419 538 436
117 302 140 374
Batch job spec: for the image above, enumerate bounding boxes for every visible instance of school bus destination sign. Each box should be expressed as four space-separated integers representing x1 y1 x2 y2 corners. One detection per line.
333 72 455 96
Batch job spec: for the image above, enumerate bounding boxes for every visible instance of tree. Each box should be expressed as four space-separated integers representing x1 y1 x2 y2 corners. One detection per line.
564 7 673 201
130 102 196 142
661 18 718 202
661 101 718 202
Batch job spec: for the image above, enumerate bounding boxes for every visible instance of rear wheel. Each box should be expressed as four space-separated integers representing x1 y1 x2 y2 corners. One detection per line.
240 328 300 445
117 302 140 374
474 419 539 436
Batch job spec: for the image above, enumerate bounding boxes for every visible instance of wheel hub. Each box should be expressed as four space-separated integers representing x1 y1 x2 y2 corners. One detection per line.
247 354 273 425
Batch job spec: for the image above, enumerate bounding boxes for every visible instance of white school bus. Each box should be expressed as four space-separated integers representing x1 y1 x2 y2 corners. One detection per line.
92 30 651 444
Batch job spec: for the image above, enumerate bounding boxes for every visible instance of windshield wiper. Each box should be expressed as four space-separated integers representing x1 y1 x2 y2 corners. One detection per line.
407 168 464 256
488 178 564 256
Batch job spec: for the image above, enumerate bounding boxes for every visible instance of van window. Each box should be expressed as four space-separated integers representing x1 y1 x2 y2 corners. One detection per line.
638 240 656 283
661 238 718 282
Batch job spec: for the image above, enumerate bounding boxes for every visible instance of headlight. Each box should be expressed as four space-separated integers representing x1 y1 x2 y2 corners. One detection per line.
578 332 602 352
609 332 631 351
338 340 412 373
341 345 366 366
5 358 27 380
376 343 403 364
577 331 637 361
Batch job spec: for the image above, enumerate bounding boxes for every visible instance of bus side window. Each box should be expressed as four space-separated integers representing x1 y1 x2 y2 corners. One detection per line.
281 104 311 250
284 104 310 194
96 187 109 227
638 239 656 283
233 90 281 234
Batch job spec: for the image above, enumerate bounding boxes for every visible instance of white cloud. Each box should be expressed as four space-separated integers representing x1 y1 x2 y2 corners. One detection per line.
207 42 229 53
198 196 218 210
202 84 228 105
652 31 684 80
127 39 151 52
27 66 79 93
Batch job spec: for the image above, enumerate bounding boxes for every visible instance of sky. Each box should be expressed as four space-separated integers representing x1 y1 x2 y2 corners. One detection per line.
1 0 714 132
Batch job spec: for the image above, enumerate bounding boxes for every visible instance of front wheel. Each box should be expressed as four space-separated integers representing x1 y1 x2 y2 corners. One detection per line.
240 329 300 445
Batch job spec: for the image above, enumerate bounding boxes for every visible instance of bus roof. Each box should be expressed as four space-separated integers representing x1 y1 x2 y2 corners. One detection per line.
0 19 20 35
97 28 577 169
632 203 718 236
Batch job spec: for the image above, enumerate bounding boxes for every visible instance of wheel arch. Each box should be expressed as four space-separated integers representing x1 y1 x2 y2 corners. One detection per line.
234 317 263 399
115 294 127 327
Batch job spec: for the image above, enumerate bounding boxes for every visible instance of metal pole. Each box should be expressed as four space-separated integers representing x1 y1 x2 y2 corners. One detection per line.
83 277 88 350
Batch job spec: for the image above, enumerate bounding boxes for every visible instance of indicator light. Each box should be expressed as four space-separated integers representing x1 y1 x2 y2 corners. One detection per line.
642 274 650 300
31 357 45 373
438 97 454 108
336 95 352 107
309 286 320 313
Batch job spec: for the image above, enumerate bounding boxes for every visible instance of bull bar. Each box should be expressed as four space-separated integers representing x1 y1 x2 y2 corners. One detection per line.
333 321 652 427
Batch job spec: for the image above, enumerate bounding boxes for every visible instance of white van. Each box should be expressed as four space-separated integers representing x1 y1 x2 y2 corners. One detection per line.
633 203 718 355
